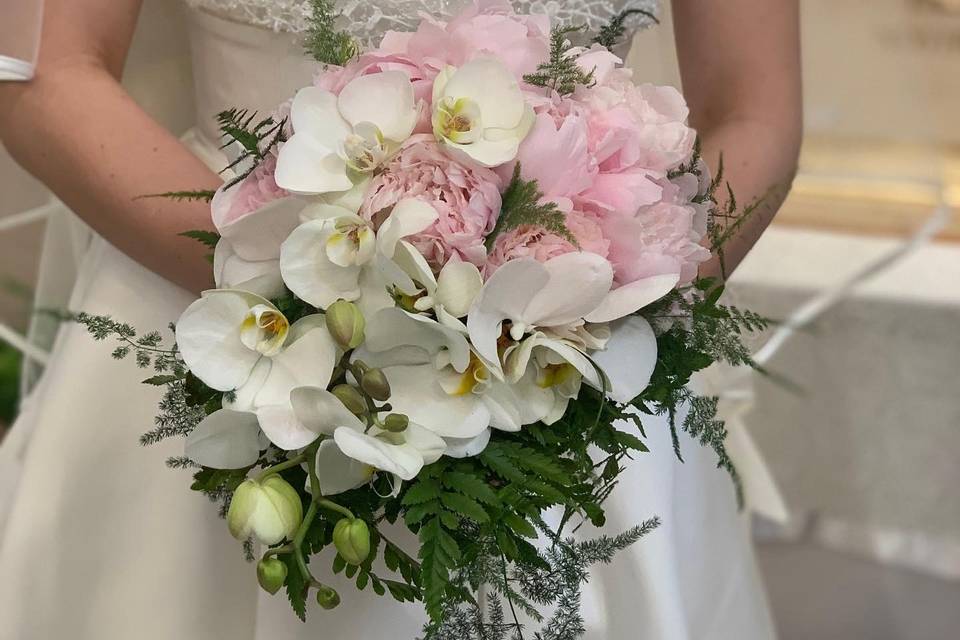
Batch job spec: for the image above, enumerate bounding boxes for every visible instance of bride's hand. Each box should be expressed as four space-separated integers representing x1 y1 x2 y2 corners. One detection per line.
673 0 803 279
0 0 221 294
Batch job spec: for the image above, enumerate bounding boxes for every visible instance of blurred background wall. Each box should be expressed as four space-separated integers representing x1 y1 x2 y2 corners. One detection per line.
0 1 958 638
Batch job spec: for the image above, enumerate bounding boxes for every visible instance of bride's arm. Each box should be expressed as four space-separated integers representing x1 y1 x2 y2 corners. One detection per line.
672 0 803 279
0 0 220 294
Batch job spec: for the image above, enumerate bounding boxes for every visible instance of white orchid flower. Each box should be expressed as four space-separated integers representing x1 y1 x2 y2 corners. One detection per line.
290 387 446 495
176 291 338 451
210 187 304 299
280 198 438 314
467 252 677 408
275 72 418 195
360 307 525 441
432 57 535 167
379 242 484 328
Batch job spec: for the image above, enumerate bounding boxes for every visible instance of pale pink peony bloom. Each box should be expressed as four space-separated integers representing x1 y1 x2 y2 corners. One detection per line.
601 196 711 288
579 68 696 175
391 0 550 81
502 110 597 207
361 135 503 269
212 155 288 229
483 209 609 276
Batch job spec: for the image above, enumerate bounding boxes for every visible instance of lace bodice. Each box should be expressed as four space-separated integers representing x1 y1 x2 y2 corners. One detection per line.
184 0 660 44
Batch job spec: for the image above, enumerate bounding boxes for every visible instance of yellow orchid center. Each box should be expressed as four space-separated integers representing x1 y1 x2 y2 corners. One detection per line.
537 362 577 389
445 352 490 397
340 122 389 173
240 304 289 357
326 217 375 267
433 97 482 145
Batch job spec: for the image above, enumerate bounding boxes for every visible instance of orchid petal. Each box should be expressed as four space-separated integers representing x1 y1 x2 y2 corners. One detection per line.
443 429 491 459
290 387 365 436
333 427 424 480
365 308 471 372
289 86 351 150
590 316 658 403
337 71 418 142
185 409 262 469
314 439 375 495
383 364 491 438
442 58 524 130
280 219 362 308
256 404 321 451
376 199 439 259
275 135 353 195
436 260 483 318
584 273 680 323
176 290 269 391
526 253 614 327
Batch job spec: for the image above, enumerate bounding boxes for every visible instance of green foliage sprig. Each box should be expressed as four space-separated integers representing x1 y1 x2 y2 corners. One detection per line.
305 0 359 66
524 26 596 95
485 164 578 251
133 190 216 203
592 7 660 49
216 108 288 189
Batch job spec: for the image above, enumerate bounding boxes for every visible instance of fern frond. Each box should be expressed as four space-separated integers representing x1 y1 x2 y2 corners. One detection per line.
524 26 595 95
305 0 359 65
134 189 216 203
215 108 287 189
592 7 660 49
485 164 577 251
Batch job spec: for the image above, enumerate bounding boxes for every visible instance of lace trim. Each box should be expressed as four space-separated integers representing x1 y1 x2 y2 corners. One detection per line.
184 0 660 44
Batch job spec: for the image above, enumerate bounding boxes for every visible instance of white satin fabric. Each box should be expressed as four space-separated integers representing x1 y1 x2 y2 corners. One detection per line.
0 0 43 81
0 6 775 638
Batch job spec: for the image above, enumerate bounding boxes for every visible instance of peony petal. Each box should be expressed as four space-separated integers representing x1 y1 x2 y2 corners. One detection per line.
590 316 658 403
185 409 262 469
436 260 483 318
256 404 322 451
584 273 680 323
280 219 363 308
443 429 491 458
290 387 365 436
289 86 351 150
314 439 375 495
383 364 491 438
334 427 424 480
176 291 266 391
337 71 418 142
274 134 353 195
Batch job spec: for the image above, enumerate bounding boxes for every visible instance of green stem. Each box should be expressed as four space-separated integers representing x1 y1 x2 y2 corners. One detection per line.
316 498 355 521
255 452 307 482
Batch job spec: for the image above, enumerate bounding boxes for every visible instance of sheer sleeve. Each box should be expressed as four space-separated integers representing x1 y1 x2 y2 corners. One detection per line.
1 0 44 81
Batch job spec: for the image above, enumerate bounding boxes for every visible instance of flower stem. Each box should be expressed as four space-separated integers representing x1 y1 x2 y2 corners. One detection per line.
255 452 307 482
316 498 355 521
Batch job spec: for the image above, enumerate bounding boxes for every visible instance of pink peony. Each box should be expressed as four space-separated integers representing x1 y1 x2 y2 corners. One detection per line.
600 195 710 288
579 69 696 175
361 135 503 269
483 209 610 276
211 155 288 229
387 0 550 81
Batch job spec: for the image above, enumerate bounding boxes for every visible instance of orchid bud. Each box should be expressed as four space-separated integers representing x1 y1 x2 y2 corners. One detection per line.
326 300 365 349
360 368 391 401
316 585 341 610
382 413 409 433
333 518 371 566
332 384 367 416
257 557 288 595
227 476 303 545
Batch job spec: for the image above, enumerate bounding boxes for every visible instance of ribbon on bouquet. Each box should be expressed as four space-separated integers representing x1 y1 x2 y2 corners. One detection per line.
698 200 954 525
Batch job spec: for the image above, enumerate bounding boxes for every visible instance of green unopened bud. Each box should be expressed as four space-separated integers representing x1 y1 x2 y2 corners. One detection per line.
316 585 341 610
227 476 303 545
360 368 391 401
382 413 409 433
257 557 288 595
333 518 371 566
326 300 365 349
332 384 367 416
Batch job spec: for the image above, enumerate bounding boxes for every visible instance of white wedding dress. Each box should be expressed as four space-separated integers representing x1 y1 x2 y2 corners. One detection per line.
0 2 776 638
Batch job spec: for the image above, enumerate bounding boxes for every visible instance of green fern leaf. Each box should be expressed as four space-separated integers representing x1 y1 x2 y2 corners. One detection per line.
485 164 577 251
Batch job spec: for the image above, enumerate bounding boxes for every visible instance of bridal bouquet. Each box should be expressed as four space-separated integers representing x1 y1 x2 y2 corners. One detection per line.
78 1 769 637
